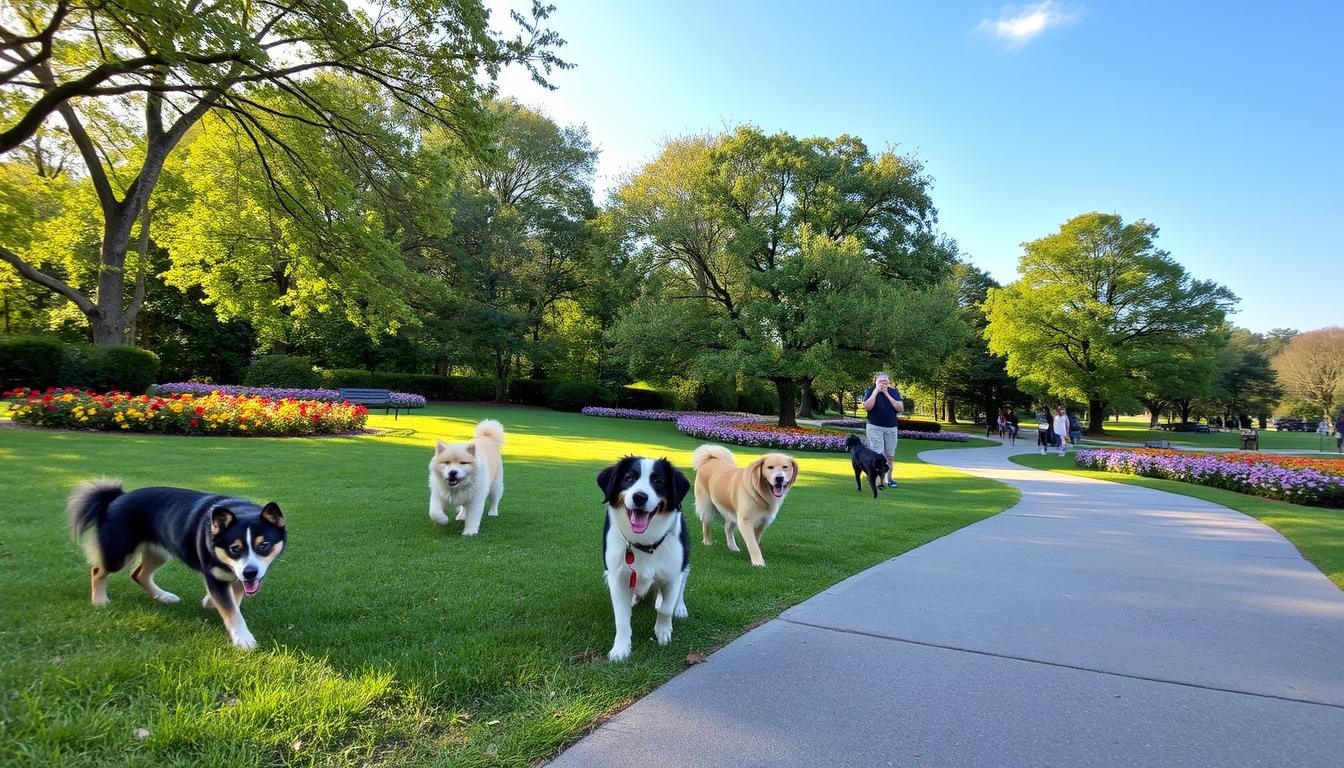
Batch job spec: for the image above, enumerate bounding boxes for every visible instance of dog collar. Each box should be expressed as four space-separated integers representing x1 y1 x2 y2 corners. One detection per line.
620 516 675 589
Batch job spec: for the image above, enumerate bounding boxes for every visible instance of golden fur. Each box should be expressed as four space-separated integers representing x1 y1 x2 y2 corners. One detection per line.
690 444 798 566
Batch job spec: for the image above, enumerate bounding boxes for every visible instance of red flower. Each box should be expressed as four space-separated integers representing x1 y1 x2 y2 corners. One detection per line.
194 406 205 415
190 418 199 427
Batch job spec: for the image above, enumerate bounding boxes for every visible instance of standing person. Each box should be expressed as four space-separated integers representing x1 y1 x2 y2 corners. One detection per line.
1005 408 1020 445
1053 405 1071 456
1068 409 1083 448
861 372 904 489
1036 409 1053 455
1336 411 1344 453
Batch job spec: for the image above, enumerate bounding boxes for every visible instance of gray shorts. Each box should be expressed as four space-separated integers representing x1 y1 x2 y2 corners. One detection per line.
866 424 899 457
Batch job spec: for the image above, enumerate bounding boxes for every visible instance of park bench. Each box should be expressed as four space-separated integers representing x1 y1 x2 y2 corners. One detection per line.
1143 440 1172 449
1240 430 1259 450
338 387 404 420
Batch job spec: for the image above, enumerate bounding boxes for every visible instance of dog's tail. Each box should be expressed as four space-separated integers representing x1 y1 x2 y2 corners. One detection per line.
474 418 505 448
691 444 735 471
67 477 123 541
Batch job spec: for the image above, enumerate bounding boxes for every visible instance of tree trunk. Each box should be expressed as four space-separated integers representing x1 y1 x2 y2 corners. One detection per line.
798 381 817 419
494 349 511 403
1088 398 1106 434
773 379 797 428
946 398 958 424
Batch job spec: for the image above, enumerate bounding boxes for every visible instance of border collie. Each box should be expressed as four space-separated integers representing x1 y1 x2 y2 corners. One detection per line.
597 456 691 661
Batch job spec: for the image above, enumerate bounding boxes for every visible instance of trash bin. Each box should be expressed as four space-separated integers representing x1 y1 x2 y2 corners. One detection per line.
1240 430 1259 450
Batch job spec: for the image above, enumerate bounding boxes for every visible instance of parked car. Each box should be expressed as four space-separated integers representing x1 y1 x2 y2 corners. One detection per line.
1168 422 1215 433
1274 417 1306 432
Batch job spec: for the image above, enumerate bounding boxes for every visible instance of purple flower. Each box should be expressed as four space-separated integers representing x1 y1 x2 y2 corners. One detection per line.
1074 448 1344 508
582 407 971 451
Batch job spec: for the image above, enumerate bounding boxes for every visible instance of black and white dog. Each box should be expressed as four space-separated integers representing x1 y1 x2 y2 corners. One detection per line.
845 434 891 499
597 457 691 661
67 479 287 650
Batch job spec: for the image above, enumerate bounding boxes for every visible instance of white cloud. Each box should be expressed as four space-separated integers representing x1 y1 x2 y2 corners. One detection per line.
978 2 1079 48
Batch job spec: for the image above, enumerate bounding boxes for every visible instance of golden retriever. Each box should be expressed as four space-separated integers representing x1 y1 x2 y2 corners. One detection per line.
690 444 798 567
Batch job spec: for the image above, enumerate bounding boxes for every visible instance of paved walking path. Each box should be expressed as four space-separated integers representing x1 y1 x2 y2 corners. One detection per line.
548 441 1344 768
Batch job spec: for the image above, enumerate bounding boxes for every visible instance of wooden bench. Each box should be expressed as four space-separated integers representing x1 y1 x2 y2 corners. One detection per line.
338 388 404 420
1143 440 1172 449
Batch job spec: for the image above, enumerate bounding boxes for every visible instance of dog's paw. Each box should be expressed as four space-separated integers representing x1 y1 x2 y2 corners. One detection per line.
156 591 181 605
91 595 111 607
674 602 689 619
454 506 466 522
726 541 740 553
201 594 214 609
428 508 450 525
607 642 631 662
487 509 499 517
751 560 767 568
232 631 257 650
654 618 673 646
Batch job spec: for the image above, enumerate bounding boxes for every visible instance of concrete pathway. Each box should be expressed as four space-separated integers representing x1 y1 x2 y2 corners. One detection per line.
547 441 1344 768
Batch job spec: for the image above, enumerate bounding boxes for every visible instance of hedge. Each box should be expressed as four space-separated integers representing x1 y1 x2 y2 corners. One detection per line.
244 355 322 389
317 369 497 401
618 385 677 410
0 336 159 393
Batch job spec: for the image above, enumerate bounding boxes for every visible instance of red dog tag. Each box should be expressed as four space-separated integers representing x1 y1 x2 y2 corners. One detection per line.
626 548 636 589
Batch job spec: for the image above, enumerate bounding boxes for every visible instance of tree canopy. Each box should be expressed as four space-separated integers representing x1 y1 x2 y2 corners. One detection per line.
983 212 1236 432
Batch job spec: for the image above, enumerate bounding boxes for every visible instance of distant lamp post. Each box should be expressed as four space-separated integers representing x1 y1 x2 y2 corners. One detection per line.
1319 419 1330 452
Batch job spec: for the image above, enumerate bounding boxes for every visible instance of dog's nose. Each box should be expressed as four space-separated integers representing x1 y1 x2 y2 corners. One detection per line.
447 470 458 479
631 491 648 508
242 565 259 580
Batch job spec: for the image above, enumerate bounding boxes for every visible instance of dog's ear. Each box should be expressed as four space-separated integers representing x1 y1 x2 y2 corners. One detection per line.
596 464 618 496
748 456 769 490
434 440 449 454
210 507 235 536
466 443 476 455
787 456 799 486
671 467 691 508
261 502 285 529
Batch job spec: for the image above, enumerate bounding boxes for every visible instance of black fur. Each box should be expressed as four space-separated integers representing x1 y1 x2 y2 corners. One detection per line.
68 480 286 646
845 435 891 499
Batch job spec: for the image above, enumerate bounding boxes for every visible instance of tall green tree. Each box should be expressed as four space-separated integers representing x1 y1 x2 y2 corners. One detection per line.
1209 327 1281 428
983 212 1236 432
1273 327 1344 423
0 0 566 345
609 127 964 426
930 262 1025 423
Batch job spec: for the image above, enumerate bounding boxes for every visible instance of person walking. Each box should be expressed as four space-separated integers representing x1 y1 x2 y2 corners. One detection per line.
1053 405 1071 456
1068 409 1083 449
861 372 904 488
1036 410 1054 455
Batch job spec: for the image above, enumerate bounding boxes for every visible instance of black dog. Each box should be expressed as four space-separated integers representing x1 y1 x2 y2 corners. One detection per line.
67 479 287 649
845 435 891 499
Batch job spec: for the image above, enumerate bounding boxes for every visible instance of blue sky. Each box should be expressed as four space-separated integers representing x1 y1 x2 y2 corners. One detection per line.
490 1 1342 334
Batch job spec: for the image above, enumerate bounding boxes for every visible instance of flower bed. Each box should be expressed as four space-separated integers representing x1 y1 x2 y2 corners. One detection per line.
1075 448 1344 508
151 382 427 408
581 407 972 451
5 387 368 437
820 417 942 432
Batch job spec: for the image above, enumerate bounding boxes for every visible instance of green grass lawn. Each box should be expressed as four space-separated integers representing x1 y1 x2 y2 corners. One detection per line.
0 404 1015 767
1009 453 1344 589
1084 414 1338 452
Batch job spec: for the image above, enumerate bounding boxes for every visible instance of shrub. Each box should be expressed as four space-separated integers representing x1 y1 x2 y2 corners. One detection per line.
95 346 160 393
619 385 676 410
0 336 66 389
152 382 426 408
319 368 375 388
509 378 550 406
897 417 941 433
245 355 321 388
736 381 779 415
546 380 614 412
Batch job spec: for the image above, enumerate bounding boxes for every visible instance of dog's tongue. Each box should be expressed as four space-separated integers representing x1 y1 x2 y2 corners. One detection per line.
771 484 786 498
242 578 261 595
628 508 653 534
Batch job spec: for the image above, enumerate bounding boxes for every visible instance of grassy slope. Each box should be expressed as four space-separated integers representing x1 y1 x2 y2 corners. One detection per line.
0 405 1014 767
1009 453 1344 589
